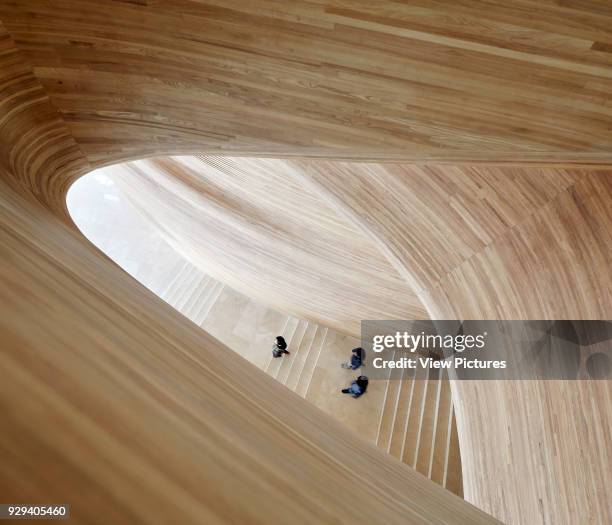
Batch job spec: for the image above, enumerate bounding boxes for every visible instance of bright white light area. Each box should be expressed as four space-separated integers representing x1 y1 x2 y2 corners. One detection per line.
66 167 184 287
93 173 114 186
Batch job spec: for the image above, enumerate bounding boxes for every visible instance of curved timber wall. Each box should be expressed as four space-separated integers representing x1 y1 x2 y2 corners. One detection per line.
101 154 612 524
1 2 612 524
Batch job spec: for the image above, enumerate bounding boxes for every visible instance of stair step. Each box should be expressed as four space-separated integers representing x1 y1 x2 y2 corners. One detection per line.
430 373 453 485
445 411 463 498
266 317 299 376
189 277 215 325
263 317 289 372
203 282 225 321
376 350 402 453
154 259 187 298
415 368 441 477
159 261 191 304
192 280 224 326
246 309 286 371
276 319 308 383
167 265 203 312
388 366 416 460
176 273 209 314
294 326 327 398
285 323 318 391
401 366 430 468
182 274 213 320
153 258 463 497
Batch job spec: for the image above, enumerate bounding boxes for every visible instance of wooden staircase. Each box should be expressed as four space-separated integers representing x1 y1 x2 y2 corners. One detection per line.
119 256 461 497
157 261 225 326
265 318 328 398
154 261 329 401
376 363 462 496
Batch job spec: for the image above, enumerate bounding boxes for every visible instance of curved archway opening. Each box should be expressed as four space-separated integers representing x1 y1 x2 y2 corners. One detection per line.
66 155 462 497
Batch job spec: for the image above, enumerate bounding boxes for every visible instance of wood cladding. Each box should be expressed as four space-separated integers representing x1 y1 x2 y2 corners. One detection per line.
73 218 462 498
376 369 462 497
111 155 426 336
0 2 611 524
2 1 612 170
296 162 612 523
0 177 496 524
117 155 612 524
295 160 612 318
0 21 88 214
0 9 492 523
116 157 611 319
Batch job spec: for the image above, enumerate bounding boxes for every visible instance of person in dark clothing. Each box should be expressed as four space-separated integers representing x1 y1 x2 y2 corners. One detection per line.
341 375 368 398
272 335 290 358
341 347 365 370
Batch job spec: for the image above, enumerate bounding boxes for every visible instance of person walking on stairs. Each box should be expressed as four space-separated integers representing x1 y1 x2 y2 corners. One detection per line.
341 375 368 398
272 335 290 358
341 347 365 370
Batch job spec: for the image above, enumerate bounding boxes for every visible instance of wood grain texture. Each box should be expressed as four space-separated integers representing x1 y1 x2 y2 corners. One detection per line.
0 16 485 521
3 1 612 170
0 21 88 214
295 160 611 317
115 155 612 524
109 155 426 336
1 2 611 524
0 175 495 524
292 161 612 524
115 157 611 318
0 14 491 523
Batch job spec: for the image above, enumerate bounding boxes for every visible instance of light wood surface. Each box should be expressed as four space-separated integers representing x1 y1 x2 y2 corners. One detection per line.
4 1 612 166
295 160 612 318
115 155 612 524
0 18 495 524
111 156 426 335
0 177 489 524
295 161 612 524
0 20 88 214
103 258 465 498
67 177 463 496
1 3 612 524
